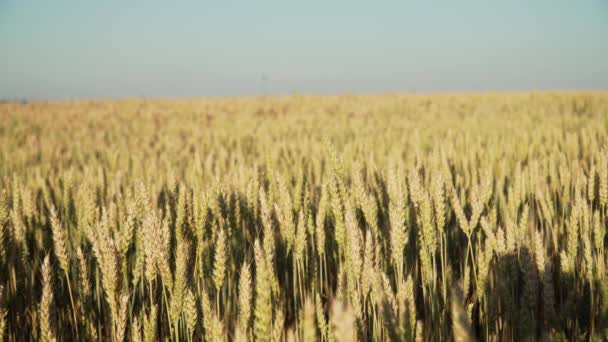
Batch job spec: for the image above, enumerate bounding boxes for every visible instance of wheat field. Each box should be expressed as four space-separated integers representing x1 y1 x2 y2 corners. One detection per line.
0 92 607 341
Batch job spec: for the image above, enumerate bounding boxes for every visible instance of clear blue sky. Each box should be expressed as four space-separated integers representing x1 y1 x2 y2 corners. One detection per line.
1 1 607 99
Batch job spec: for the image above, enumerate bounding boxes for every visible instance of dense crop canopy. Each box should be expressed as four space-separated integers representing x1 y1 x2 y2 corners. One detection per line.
0 92 607 340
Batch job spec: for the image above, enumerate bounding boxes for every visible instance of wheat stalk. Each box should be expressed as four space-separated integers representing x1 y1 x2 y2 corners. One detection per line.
39 255 56 342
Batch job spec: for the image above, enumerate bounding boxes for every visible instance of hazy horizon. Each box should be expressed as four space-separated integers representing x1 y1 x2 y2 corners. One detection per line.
1 1 608 100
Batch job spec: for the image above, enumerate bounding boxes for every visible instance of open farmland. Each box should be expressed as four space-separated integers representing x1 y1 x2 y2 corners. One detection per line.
0 92 608 341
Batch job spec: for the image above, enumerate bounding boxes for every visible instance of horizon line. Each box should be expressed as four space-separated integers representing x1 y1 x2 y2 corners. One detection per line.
2 88 608 104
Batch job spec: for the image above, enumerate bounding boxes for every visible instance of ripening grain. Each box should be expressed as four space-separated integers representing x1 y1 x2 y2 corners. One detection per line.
0 92 607 341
